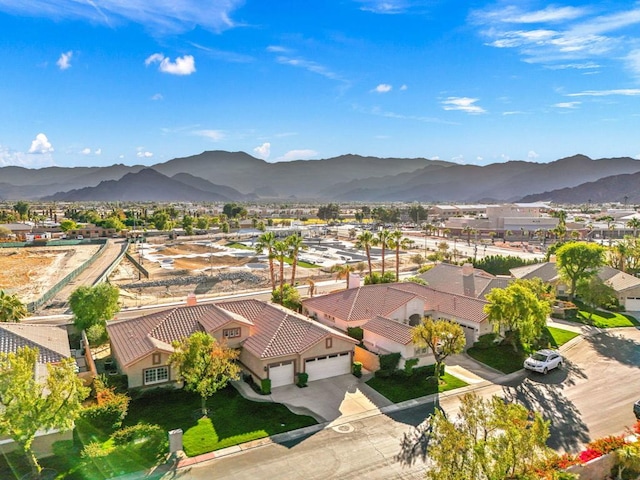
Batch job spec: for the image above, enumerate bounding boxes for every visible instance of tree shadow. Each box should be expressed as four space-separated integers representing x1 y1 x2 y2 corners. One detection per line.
585 330 640 368
394 416 434 467
502 362 590 452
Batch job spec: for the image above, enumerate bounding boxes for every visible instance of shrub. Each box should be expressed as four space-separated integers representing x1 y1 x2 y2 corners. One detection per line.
81 376 131 433
347 327 364 341
417 264 434 274
261 378 271 395
403 358 419 376
578 448 601 463
586 434 628 456
112 423 163 446
297 372 308 387
379 352 401 372
352 361 362 378
474 333 499 350
81 441 113 458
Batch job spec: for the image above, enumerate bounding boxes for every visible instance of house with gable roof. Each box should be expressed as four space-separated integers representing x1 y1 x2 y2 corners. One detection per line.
301 282 491 366
106 296 357 390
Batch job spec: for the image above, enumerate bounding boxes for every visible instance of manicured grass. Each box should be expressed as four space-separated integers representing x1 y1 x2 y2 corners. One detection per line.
467 326 580 374
575 309 639 328
226 241 253 250
544 326 579 347
124 386 317 457
366 368 468 403
467 344 528 374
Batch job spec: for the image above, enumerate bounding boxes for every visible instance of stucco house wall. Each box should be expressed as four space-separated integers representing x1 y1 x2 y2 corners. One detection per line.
210 321 250 348
118 350 175 389
363 330 434 368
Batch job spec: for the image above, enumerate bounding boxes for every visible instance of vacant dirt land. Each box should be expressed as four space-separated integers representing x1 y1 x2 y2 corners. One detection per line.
0 245 101 303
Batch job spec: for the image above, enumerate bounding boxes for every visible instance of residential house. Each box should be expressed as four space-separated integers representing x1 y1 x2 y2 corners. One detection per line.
302 282 490 366
418 263 511 299
510 262 640 310
106 297 357 390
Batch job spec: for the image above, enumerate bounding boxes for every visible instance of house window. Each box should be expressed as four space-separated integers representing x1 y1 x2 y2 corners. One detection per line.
223 328 241 339
144 366 169 385
326 338 333 349
414 346 428 356
152 353 161 365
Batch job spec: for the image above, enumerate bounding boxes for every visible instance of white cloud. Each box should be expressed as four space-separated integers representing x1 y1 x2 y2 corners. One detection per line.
28 133 54 154
373 83 392 93
277 149 318 162
95 148 102 155
451 155 464 163
253 142 271 160
136 151 153 158
151 93 163 101
81 147 91 155
358 0 411 14
625 49 640 77
0 0 244 35
274 55 346 84
0 144 54 167
476 156 483 162
430 155 440 160
193 129 225 141
441 97 486 114
527 150 539 160
57 51 73 70
266 45 290 53
499 6 589 24
400 84 408 91
567 89 640 97
145 53 196 75
554 101 581 108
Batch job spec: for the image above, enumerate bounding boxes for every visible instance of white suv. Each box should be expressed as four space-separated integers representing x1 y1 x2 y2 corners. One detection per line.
524 349 563 374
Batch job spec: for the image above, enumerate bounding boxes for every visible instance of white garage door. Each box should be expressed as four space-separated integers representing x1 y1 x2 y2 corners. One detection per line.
269 361 294 388
626 297 640 311
304 352 351 382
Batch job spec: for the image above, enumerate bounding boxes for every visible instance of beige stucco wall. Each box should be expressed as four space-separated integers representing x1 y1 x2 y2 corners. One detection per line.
210 321 250 349
387 297 425 322
0 429 73 458
363 330 434 369
122 350 175 389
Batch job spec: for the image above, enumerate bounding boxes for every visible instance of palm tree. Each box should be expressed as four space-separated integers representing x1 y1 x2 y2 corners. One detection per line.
355 231 375 278
373 229 391 277
388 230 410 281
286 234 307 285
255 232 276 289
331 264 354 289
0 290 28 322
462 225 472 246
273 240 289 300
627 217 640 237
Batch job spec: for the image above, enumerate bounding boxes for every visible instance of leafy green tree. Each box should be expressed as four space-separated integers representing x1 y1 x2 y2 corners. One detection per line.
627 218 640 237
195 216 210 231
0 226 11 239
101 215 126 231
473 254 538 276
424 393 550 480
151 210 171 230
356 230 375 278
363 271 396 284
0 346 90 476
256 232 277 289
408 204 427 224
169 332 241 416
271 283 301 311
182 215 194 235
13 201 29 220
576 276 617 319
411 318 465 379
317 203 340 221
59 219 77 232
615 443 640 480
556 242 605 299
69 283 120 333
484 281 551 351
0 290 28 322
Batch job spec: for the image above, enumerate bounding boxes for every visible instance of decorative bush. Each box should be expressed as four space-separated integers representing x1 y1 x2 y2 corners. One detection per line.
297 372 308 387
578 448 602 463
379 352 401 372
585 434 628 456
403 358 419 376
347 327 364 341
352 361 362 378
112 423 163 446
261 378 271 395
80 376 131 433
474 333 499 350
81 441 113 458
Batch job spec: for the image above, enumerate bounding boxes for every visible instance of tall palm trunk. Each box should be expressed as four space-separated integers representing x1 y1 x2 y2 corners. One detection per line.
366 246 372 277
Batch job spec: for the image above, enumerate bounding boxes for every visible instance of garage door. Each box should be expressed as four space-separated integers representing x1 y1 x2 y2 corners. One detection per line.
304 352 351 382
268 361 294 388
626 297 640 311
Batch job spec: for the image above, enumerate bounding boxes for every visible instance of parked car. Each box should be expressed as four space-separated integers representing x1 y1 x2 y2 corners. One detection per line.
523 349 563 374
634 400 640 419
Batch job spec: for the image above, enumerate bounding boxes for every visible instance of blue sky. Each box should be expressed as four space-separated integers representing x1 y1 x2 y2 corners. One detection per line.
1 0 640 168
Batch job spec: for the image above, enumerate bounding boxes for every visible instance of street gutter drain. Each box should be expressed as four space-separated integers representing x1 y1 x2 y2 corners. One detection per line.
332 424 355 434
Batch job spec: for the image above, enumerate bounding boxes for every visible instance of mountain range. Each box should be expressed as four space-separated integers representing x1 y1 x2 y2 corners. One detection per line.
1 151 639 203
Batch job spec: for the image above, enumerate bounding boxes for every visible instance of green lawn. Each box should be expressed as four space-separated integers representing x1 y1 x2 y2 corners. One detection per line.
226 241 253 250
366 367 468 403
0 386 317 479
124 386 317 457
467 326 580 374
575 309 639 328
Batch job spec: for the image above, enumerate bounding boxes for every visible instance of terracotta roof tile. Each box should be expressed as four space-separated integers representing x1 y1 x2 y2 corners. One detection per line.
0 324 70 364
362 316 413 345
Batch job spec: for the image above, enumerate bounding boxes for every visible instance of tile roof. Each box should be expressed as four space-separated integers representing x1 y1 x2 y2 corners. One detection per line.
303 282 488 325
510 262 558 282
362 316 413 345
216 299 356 359
0 324 71 364
107 303 252 367
603 270 640 292
418 263 511 299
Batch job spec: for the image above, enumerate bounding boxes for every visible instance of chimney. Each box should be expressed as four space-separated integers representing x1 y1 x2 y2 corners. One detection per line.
462 263 476 297
549 254 557 263
186 293 197 306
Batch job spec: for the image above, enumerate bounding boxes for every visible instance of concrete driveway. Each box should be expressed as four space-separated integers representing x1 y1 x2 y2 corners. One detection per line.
269 374 393 423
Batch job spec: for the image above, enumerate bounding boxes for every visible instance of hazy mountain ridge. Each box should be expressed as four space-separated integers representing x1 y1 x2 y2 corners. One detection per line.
1 151 639 202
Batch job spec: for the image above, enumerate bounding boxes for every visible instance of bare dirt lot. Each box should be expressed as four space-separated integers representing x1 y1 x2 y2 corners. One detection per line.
0 245 102 303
